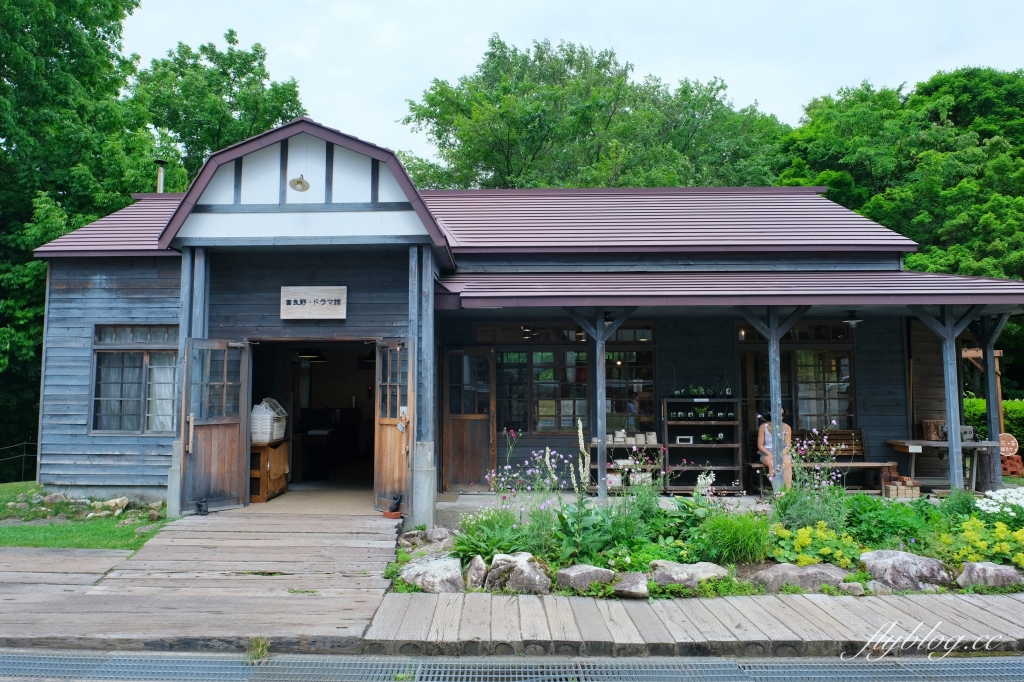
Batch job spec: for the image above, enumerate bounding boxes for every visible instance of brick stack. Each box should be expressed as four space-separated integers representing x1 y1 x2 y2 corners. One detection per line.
882 469 922 499
1003 455 1023 477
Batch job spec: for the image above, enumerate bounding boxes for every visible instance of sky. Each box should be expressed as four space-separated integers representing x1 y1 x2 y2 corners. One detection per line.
122 0 1024 159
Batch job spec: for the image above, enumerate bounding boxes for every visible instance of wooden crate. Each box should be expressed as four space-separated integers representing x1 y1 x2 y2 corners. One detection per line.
1003 455 1023 477
250 439 289 503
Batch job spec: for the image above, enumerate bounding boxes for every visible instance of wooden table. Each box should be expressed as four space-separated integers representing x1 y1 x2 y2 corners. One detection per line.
886 439 1000 491
250 438 289 503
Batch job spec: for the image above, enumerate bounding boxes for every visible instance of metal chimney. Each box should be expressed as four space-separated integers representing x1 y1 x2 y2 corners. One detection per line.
154 159 167 193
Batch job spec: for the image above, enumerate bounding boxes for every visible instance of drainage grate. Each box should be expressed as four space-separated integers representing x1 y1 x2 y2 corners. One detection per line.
2 652 1023 682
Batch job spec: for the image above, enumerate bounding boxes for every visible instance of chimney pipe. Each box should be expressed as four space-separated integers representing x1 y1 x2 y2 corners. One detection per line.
154 159 167 193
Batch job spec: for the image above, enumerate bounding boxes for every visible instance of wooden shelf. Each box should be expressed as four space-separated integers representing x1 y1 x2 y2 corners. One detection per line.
668 465 740 471
667 443 740 448
664 397 738 403
667 421 739 426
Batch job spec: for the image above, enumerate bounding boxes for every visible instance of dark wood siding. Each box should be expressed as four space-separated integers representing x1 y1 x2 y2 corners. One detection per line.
853 316 911 466
39 257 181 490
208 250 409 340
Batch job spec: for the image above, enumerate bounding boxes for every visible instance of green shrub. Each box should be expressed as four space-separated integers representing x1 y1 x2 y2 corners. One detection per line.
940 488 978 519
779 583 805 594
647 580 693 598
694 577 765 597
771 522 863 568
452 506 524 563
937 517 1024 568
964 397 1024 442
687 512 771 564
775 485 848 532
844 493 932 548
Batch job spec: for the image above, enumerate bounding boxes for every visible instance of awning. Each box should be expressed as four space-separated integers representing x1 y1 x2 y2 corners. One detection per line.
437 271 1024 308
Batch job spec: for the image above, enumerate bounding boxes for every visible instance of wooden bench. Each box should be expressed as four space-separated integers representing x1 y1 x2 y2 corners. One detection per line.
745 429 893 497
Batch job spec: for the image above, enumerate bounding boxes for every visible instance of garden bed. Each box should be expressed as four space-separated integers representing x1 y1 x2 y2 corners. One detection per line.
390 426 1024 600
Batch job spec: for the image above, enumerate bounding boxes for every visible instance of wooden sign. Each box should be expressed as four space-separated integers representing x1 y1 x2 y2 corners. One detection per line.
1001 432 1019 457
280 286 347 319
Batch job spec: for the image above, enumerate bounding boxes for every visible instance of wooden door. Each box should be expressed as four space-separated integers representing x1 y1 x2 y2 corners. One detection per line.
374 343 412 512
180 338 250 513
443 350 496 491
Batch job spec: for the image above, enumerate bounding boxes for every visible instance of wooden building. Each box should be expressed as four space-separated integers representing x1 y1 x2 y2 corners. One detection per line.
33 118 1024 521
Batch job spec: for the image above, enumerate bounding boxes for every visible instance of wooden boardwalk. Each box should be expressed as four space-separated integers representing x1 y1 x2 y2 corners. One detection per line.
362 591 1024 657
0 511 399 652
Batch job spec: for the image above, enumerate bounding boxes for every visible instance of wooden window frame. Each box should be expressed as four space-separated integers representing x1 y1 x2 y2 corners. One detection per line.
89 324 179 436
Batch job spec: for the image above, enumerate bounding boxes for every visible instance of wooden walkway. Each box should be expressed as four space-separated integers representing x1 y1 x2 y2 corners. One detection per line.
362 591 1024 657
0 511 399 652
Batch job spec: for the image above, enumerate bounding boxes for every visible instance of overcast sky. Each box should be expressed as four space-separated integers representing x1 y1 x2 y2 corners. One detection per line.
122 0 1024 158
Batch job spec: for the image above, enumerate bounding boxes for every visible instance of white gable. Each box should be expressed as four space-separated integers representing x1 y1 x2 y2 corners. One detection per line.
286 133 326 204
240 143 280 204
378 165 406 202
197 164 234 205
333 146 372 202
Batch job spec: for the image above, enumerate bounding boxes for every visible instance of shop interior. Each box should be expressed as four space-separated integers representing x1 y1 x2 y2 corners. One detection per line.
249 342 377 502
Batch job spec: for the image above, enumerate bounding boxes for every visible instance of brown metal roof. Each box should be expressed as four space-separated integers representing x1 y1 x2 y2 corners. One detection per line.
33 194 184 257
421 186 918 254
438 271 1024 307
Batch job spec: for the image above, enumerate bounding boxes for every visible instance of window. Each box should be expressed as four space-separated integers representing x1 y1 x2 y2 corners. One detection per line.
496 352 528 434
378 347 408 419
533 350 588 432
92 325 178 434
605 350 655 434
476 323 587 344
796 350 853 430
738 322 851 343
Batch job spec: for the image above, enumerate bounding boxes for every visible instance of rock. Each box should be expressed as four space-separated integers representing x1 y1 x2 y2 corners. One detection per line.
859 550 953 591
103 497 130 511
465 555 487 589
556 564 615 591
838 581 865 596
91 501 104 510
751 563 849 593
650 560 729 589
956 562 1024 589
148 509 161 522
484 553 551 595
401 557 465 593
86 511 112 519
424 527 453 543
41 493 66 505
5 502 28 510
30 494 43 504
114 509 123 517
148 501 164 510
15 494 26 501
135 523 158 537
613 572 649 599
866 580 893 595
117 518 140 526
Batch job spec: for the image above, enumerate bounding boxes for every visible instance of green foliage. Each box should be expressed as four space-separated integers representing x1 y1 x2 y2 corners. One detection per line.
396 549 412 564
383 562 402 580
647 580 693 599
937 517 1024 568
413 524 427 532
771 522 863 568
130 30 305 179
389 577 423 593
0 515 165 550
553 500 611 563
774 484 848 532
940 488 979 519
844 493 934 549
685 512 771 564
401 35 787 190
452 506 524 563
779 583 805 594
963 398 1024 441
518 506 561 561
694 577 765 598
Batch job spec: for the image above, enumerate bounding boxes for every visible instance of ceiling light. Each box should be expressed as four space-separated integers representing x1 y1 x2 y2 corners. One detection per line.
297 348 319 358
843 311 864 329
310 352 328 363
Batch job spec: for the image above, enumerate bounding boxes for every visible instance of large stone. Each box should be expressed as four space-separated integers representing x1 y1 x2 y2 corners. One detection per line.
103 497 130 511
135 523 159 537
401 557 465 593
556 564 615 591
30 494 43 504
866 580 893 595
424 527 453 543
751 562 849 593
838 581 865 596
649 560 728 589
86 511 112 518
484 552 551 595
148 510 161 522
859 550 953 591
956 562 1024 589
613 572 649 599
5 502 28 510
41 493 66 505
465 555 487 589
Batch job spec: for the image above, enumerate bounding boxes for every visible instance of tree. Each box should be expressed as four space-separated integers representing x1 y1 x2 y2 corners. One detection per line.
401 35 787 189
131 30 306 179
0 17 303 448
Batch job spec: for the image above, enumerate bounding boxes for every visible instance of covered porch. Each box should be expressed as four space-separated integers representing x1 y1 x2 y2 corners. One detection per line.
435 270 1024 497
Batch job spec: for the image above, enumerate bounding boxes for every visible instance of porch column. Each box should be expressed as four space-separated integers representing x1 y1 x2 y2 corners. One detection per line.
191 246 209 339
565 306 636 498
412 244 436 529
170 247 195 517
910 304 984 490
737 305 809 490
971 313 1011 492
406 246 419 520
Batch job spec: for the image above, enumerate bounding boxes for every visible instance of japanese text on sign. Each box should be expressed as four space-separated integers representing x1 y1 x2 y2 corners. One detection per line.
280 287 347 319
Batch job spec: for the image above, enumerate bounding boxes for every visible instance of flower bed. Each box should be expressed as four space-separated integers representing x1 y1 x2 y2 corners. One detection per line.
391 422 1024 598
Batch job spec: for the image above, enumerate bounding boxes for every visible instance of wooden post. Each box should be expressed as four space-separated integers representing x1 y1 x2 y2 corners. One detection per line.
420 245 435 446
736 305 810 490
910 304 984 490
191 247 208 339
972 313 1010 492
407 246 419 515
565 306 636 499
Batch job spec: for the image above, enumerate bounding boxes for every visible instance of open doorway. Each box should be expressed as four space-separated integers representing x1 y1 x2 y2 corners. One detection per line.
249 341 378 505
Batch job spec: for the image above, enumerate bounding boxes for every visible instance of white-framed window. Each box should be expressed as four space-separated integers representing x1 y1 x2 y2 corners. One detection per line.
91 325 178 434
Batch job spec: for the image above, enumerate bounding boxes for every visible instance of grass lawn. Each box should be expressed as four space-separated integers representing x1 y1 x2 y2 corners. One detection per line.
1004 476 1024 487
0 481 167 550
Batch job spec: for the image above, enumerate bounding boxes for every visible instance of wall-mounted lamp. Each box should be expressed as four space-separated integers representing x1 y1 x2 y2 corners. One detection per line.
289 174 310 192
843 311 864 329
